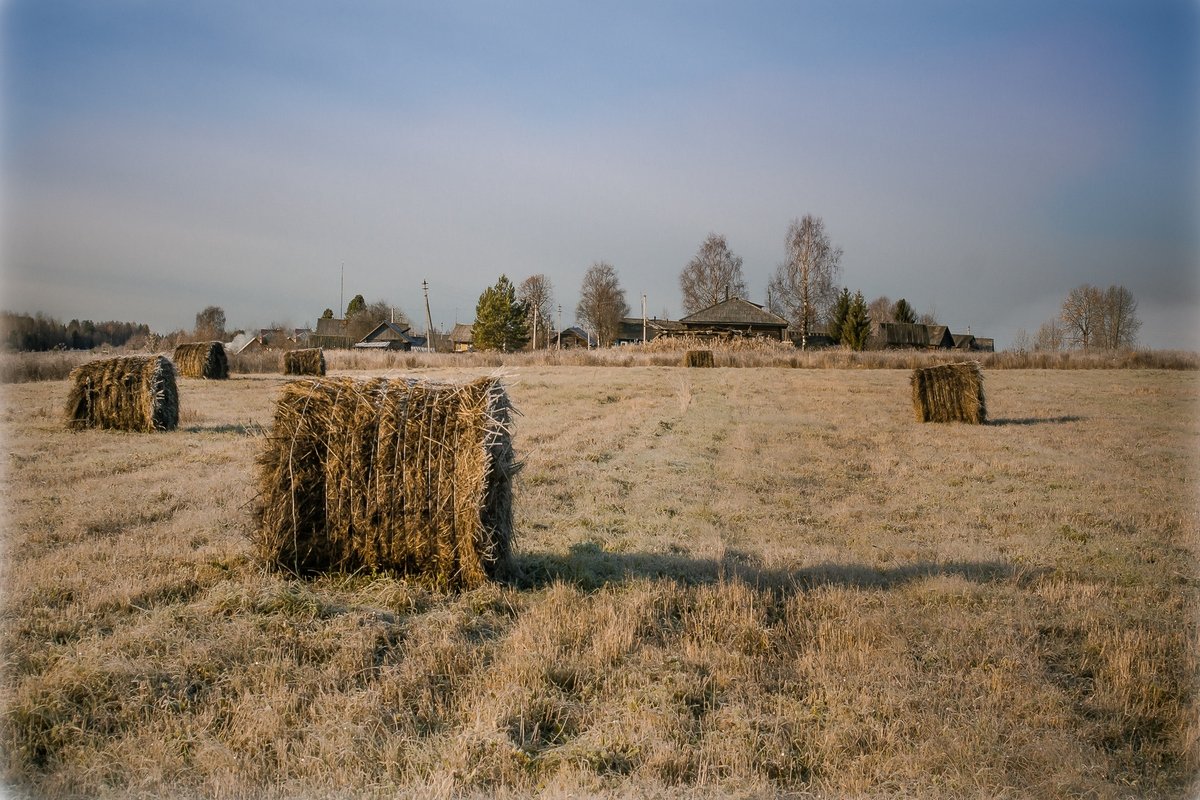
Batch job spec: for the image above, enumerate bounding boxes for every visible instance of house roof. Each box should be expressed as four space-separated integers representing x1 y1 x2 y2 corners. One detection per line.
876 322 954 348
315 317 348 337
560 326 597 345
359 321 414 344
449 323 474 343
679 297 788 327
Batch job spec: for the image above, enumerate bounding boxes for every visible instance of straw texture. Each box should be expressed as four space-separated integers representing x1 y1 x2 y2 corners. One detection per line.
65 355 179 432
173 342 229 379
683 350 715 368
911 361 987 424
284 348 326 376
253 376 518 587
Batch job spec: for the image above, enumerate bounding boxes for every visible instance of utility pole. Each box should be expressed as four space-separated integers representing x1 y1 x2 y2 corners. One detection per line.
557 305 562 350
422 280 434 352
340 263 344 318
642 293 647 345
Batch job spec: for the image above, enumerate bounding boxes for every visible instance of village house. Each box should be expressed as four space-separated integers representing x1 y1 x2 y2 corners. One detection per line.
678 297 790 340
449 323 474 352
354 321 417 351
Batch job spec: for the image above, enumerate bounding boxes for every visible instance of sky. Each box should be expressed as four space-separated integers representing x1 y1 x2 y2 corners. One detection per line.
2 0 1196 349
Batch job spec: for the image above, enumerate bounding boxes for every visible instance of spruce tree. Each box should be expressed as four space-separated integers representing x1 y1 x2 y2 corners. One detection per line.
843 291 872 351
473 275 530 352
892 298 917 324
828 287 851 345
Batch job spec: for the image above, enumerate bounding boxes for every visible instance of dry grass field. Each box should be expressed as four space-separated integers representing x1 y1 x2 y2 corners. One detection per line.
1 365 1197 798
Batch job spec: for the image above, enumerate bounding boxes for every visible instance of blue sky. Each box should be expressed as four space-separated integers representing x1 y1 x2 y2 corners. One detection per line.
2 0 1196 347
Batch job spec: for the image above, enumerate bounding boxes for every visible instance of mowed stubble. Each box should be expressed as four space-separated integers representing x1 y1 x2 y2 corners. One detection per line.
1 366 1197 798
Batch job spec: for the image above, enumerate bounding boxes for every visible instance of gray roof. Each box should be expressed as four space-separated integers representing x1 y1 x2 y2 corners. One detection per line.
449 323 474 343
359 321 414 344
679 297 788 327
875 322 954 348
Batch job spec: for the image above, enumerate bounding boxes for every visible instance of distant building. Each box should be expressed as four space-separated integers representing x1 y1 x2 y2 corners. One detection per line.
449 323 475 352
678 297 789 340
311 317 353 349
355 321 417 351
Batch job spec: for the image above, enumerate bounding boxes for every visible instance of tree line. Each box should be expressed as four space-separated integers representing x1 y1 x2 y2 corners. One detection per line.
0 312 152 352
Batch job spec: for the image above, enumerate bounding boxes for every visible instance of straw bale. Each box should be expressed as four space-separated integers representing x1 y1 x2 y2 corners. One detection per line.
911 361 987 424
284 348 326 376
684 350 714 368
173 341 229 379
65 355 179 432
253 375 518 587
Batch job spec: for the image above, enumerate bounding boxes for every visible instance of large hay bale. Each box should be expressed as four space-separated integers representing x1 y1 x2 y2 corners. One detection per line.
253 376 518 587
683 350 714 368
911 361 986 424
65 355 179 432
284 348 326 376
173 341 229 379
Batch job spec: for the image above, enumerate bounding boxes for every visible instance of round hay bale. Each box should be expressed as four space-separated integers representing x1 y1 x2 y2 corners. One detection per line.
284 348 326 376
173 341 229 379
253 376 518 588
683 350 714 368
911 361 987 424
65 355 179 432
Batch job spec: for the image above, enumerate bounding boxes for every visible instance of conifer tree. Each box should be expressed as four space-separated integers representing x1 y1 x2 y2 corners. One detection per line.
843 290 872 351
473 275 529 352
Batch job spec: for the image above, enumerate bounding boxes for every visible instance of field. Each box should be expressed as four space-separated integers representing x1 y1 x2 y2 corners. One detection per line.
2 365 1197 798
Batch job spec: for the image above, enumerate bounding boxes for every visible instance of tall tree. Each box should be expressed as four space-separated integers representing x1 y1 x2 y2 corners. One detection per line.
517 274 555 349
867 295 893 325
843 291 872 351
1060 284 1103 350
767 215 843 349
827 287 852 346
473 275 529 352
1099 285 1141 350
1034 319 1066 351
679 233 748 315
576 261 629 347
194 306 226 341
892 298 917 325
345 294 366 317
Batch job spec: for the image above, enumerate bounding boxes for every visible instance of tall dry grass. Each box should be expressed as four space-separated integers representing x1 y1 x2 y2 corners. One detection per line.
3 346 1197 383
1 368 1197 798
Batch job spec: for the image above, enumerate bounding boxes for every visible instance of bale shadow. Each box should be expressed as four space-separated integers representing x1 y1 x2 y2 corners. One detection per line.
507 542 1039 593
987 415 1084 426
182 423 262 435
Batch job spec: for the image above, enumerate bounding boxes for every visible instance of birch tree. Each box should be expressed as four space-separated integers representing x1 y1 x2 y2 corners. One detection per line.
679 233 748 315
518 274 555 349
576 262 629 347
767 215 843 348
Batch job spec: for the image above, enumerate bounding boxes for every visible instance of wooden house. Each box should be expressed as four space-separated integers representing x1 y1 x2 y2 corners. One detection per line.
874 322 955 350
678 297 789 340
557 326 596 349
613 317 687 345
449 323 475 352
355 321 416 351
311 317 353 349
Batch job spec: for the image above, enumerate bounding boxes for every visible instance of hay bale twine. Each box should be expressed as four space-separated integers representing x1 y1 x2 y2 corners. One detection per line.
284 348 326 376
173 341 229 379
683 350 714 368
253 375 518 587
911 361 987 424
65 355 179 432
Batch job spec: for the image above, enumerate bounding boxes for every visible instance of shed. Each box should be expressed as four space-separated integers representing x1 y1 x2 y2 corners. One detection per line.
355 321 416 351
449 323 475 352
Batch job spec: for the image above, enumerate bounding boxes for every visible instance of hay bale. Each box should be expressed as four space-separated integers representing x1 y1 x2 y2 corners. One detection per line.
284 348 326 376
253 376 518 587
683 350 714 368
65 355 179 432
911 361 987 424
173 341 229 379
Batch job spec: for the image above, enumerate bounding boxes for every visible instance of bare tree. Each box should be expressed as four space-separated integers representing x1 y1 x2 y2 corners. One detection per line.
194 306 226 341
1034 319 1066 351
867 296 893 325
1010 328 1032 353
767 215 843 348
1099 285 1141 350
679 233 748 315
518 274 555 349
576 261 629 347
1060 284 1104 350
